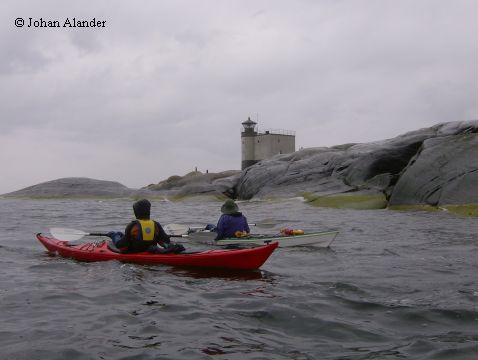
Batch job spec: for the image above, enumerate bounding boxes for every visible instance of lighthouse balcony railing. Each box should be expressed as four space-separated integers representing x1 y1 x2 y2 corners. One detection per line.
259 128 295 136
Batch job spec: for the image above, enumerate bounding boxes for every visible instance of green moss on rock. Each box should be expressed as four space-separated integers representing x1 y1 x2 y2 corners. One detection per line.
442 204 478 217
303 193 388 209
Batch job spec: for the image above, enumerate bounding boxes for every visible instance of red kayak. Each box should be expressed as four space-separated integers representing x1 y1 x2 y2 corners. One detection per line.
36 233 278 270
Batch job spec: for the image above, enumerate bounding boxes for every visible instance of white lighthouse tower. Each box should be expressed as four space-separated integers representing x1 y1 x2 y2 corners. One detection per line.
241 117 296 170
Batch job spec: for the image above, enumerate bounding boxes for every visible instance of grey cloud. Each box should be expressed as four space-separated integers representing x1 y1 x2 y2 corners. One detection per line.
1 0 478 193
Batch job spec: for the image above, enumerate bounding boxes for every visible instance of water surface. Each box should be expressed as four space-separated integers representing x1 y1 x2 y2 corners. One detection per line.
1 198 477 359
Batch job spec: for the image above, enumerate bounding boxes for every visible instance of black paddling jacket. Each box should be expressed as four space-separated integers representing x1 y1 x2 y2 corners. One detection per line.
116 219 170 253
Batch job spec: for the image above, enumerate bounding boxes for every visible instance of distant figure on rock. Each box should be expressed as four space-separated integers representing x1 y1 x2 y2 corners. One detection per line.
108 199 185 254
214 199 250 240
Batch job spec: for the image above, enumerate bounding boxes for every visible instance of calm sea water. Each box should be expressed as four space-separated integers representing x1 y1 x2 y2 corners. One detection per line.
0 198 477 360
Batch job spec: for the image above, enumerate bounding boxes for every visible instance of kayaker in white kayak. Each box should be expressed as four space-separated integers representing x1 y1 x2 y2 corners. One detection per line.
108 199 185 254
214 199 250 240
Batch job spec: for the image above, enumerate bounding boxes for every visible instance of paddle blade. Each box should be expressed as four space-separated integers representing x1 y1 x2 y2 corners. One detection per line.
50 227 90 241
164 223 190 236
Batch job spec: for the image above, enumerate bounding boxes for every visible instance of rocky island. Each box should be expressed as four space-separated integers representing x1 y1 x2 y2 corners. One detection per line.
3 120 477 216
234 120 478 215
2 178 136 199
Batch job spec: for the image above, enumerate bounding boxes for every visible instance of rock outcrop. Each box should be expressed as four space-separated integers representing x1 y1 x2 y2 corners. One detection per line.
2 177 135 198
232 120 478 209
389 128 478 206
3 121 477 214
145 170 241 198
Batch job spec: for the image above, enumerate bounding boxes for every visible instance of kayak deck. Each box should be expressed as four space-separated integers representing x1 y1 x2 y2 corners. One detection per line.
36 233 278 270
186 230 339 248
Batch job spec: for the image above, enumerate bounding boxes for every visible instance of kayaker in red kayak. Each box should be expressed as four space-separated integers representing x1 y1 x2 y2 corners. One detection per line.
214 199 250 240
108 199 185 254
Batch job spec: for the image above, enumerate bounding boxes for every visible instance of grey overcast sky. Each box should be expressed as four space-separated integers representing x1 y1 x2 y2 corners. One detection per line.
1 0 477 194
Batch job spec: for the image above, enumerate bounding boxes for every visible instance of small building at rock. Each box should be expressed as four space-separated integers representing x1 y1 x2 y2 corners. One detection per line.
241 117 296 170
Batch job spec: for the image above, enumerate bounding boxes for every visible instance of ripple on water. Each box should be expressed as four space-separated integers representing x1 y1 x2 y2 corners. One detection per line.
1 198 478 359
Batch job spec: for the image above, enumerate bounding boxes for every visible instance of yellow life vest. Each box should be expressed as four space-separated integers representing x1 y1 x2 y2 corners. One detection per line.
138 219 155 241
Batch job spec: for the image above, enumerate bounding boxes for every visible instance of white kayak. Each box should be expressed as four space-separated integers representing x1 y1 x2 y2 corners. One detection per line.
186 229 339 248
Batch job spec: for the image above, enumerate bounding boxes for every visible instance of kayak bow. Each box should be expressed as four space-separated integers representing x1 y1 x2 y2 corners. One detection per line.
36 233 278 270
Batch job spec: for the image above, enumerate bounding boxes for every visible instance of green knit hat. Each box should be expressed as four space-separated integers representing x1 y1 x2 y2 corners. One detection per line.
221 199 239 215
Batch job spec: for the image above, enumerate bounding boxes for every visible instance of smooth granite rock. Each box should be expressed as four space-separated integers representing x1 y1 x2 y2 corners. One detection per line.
2 177 135 198
234 120 478 206
3 121 477 208
144 170 241 198
389 132 478 206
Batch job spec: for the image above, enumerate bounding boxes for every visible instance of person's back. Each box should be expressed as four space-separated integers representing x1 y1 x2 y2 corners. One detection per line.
110 199 180 253
121 218 166 253
215 199 250 240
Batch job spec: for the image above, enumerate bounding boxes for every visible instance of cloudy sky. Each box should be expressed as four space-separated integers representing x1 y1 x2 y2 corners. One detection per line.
1 0 477 194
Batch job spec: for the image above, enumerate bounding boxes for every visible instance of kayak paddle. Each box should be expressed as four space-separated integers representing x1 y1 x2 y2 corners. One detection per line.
163 219 279 236
163 223 191 236
249 219 279 228
51 227 189 241
50 227 109 241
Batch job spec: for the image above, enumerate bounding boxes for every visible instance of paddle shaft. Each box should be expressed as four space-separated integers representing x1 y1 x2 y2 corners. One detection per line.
84 231 186 238
88 232 110 237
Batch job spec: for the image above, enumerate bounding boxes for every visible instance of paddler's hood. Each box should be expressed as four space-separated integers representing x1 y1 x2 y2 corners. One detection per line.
133 199 151 219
